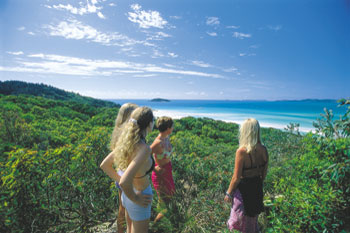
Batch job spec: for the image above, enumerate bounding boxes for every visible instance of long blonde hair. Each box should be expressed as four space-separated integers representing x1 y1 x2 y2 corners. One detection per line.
110 103 138 151
113 107 154 170
239 118 261 153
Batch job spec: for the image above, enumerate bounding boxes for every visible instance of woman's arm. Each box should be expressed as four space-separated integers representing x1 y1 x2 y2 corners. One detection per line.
119 144 153 207
100 151 121 183
150 139 164 174
262 147 269 181
224 148 245 203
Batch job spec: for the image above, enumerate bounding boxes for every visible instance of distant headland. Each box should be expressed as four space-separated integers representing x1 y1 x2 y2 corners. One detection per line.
150 98 170 102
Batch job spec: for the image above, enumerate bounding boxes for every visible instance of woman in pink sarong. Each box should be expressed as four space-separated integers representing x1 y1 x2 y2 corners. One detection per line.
224 118 269 233
150 116 175 223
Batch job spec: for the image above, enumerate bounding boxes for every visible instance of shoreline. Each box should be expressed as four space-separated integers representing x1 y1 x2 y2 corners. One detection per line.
153 109 315 132
109 99 332 133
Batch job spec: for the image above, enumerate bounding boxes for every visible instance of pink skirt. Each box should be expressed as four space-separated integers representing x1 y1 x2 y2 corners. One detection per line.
151 162 175 197
227 190 259 233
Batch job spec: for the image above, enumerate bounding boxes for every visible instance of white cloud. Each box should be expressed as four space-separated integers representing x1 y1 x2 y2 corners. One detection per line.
163 63 178 68
110 69 143 74
220 66 241 77
151 50 165 58
44 19 152 47
206 31 217 37
133 74 157 78
239 53 256 57
47 0 106 19
185 91 206 96
17 27 25 31
120 47 133 52
128 4 168 29
233 32 251 39
7 51 24 55
226 25 239 29
77 89 161 99
191 60 212 68
142 66 223 79
170 16 181 19
131 4 141 11
168 52 178 58
146 31 171 40
156 31 171 38
267 25 282 31
206 17 220 26
97 12 106 19
222 67 238 73
127 54 142 57
28 32 35 35
1 53 223 79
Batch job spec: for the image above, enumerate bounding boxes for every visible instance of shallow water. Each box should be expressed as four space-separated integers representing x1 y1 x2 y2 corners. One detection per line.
108 99 344 132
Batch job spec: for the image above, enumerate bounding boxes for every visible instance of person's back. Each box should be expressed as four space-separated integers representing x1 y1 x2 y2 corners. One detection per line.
241 144 268 179
225 118 269 233
238 143 267 219
116 107 155 233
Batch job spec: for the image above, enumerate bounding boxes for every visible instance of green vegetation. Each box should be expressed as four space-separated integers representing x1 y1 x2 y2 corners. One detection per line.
150 98 170 102
1 82 349 232
0 80 118 108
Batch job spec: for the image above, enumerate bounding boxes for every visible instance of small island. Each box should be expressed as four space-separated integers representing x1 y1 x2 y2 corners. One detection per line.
150 98 170 102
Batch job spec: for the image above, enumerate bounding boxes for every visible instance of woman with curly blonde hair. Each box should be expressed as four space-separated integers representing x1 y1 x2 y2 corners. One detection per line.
100 103 138 233
115 106 155 233
224 118 269 233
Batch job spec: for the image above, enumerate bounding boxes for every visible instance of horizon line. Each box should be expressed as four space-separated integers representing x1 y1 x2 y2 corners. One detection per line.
104 98 341 102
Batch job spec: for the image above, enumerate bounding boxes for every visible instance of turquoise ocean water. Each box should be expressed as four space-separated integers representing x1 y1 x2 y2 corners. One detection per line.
109 99 344 132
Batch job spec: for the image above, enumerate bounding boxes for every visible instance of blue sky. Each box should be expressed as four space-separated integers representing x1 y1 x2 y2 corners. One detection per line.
1 0 349 100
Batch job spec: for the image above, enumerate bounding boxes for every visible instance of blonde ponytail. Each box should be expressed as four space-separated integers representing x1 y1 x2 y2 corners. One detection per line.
113 107 154 170
109 103 138 151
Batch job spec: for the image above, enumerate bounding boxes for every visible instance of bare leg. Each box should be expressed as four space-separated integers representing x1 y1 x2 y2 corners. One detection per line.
117 192 126 233
125 210 133 233
154 188 171 223
131 219 150 233
154 212 164 223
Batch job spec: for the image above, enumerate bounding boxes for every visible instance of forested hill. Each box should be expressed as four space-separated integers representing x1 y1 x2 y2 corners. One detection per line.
0 80 118 108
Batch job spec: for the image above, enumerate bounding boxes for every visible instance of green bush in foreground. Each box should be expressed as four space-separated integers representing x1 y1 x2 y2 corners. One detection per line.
0 95 119 232
264 99 350 232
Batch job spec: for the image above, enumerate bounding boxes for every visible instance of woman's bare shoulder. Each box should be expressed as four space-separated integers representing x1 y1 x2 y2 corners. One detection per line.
135 141 151 155
237 147 247 153
150 138 162 149
236 147 247 158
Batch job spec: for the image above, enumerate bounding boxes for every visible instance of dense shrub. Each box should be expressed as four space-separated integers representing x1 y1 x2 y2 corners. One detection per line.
0 94 120 232
264 99 350 232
